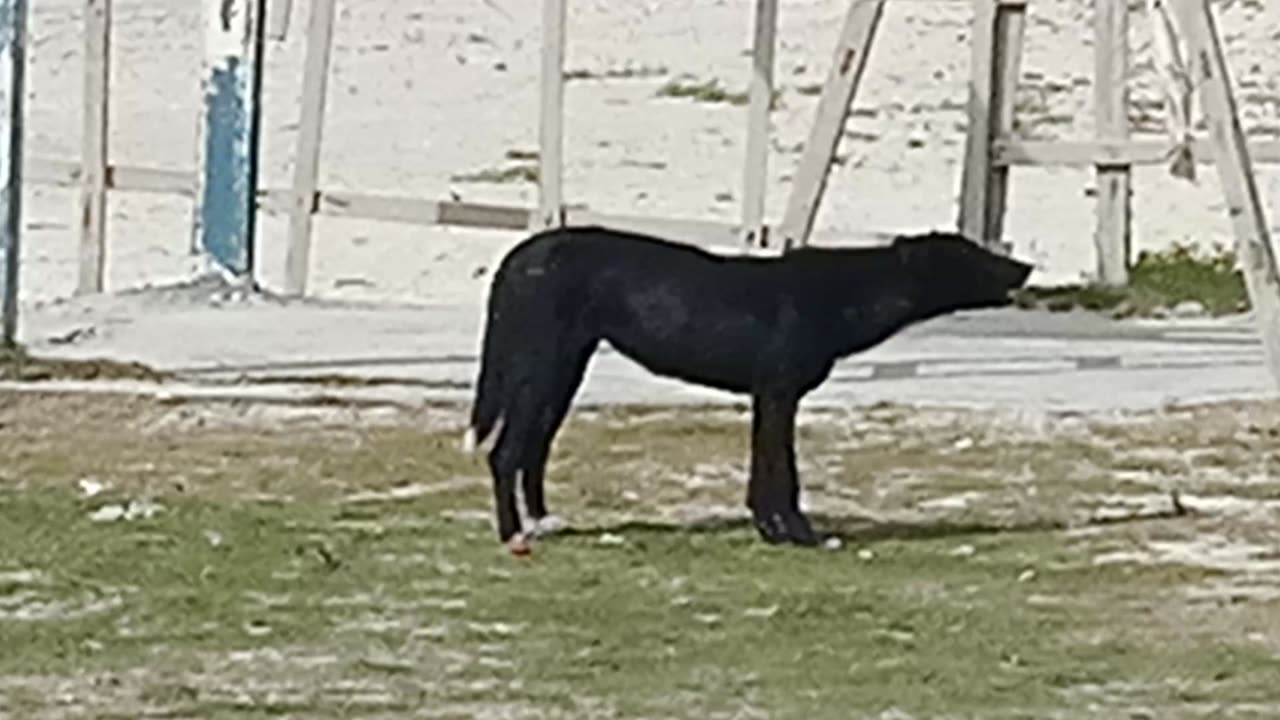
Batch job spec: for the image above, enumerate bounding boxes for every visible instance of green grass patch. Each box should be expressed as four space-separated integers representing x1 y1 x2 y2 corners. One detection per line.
1015 242 1249 318
450 163 539 185
2 394 1280 717
655 77 782 110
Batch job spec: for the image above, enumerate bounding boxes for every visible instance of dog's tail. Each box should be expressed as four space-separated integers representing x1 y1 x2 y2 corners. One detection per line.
465 277 515 453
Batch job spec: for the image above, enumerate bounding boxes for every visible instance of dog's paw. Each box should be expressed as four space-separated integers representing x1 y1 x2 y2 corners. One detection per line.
506 534 533 557
460 428 478 454
752 508 819 547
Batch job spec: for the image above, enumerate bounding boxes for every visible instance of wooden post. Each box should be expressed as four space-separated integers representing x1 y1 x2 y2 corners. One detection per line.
958 0 1026 251
267 0 291 40
77 0 110 296
1172 0 1280 389
535 0 566 229
741 0 777 248
282 0 337 297
193 0 266 278
776 0 885 250
1093 0 1130 285
0 0 27 348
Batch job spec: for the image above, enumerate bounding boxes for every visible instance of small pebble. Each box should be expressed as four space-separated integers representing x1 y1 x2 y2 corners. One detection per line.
950 544 976 557
823 537 843 551
1017 568 1037 583
857 548 875 561
598 533 626 546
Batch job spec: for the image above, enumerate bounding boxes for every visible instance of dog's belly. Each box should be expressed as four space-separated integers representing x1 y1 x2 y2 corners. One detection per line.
600 312 773 394
608 339 758 393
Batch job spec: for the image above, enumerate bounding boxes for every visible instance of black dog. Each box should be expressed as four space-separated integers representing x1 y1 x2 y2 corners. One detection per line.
465 226 1033 550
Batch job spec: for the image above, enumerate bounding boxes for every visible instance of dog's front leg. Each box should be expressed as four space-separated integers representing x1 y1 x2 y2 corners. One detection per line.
747 390 818 546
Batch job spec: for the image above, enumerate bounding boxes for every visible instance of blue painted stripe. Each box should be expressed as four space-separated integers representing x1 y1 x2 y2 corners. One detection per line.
199 55 252 275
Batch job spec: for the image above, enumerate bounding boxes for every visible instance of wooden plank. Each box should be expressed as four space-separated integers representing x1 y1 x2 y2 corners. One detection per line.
776 0 885 250
263 189 746 247
535 0 567 229
1093 0 1130 285
981 1 1025 252
0 0 27 348
959 0 1026 249
740 0 777 247
1171 0 1280 388
282 0 337 297
267 0 291 40
311 192 534 230
193 0 266 277
26 156 195 195
991 137 1280 166
109 165 197 196
77 0 111 296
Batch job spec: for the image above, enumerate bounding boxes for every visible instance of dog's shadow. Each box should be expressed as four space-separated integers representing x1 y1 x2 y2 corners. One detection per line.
550 503 1190 546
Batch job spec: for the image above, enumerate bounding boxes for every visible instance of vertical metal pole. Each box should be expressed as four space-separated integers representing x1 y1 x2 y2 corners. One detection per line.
0 0 28 348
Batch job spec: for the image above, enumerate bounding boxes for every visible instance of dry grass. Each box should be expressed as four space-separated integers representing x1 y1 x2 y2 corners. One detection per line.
3 392 1280 718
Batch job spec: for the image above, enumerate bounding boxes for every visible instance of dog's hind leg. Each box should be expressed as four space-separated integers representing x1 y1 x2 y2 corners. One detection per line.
487 389 538 548
522 340 596 537
747 390 818 546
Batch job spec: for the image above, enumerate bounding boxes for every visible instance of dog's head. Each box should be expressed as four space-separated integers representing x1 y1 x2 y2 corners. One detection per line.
892 231 1033 312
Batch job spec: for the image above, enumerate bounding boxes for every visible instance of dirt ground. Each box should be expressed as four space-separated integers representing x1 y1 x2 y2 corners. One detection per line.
2 390 1280 718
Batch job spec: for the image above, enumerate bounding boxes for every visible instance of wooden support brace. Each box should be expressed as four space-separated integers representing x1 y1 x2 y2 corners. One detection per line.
958 0 1026 252
777 0 885 251
1171 0 1280 389
0 0 27 347
77 0 111 296
1093 0 1131 286
267 0 292 40
536 0 567 230
282 0 338 297
741 0 777 248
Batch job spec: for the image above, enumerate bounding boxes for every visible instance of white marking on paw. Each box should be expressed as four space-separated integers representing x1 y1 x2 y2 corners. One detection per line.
530 514 565 538
460 428 477 454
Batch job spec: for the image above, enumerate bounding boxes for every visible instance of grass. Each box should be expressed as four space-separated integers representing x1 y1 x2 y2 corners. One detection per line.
450 163 539 185
1014 242 1250 318
655 77 782 110
3 393 1280 717
564 65 668 82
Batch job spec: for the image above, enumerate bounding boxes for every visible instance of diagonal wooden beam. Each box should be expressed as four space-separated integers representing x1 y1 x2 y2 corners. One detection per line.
1171 0 1280 388
777 0 885 250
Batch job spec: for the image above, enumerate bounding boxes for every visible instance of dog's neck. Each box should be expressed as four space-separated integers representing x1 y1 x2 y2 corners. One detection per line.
825 279 930 357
